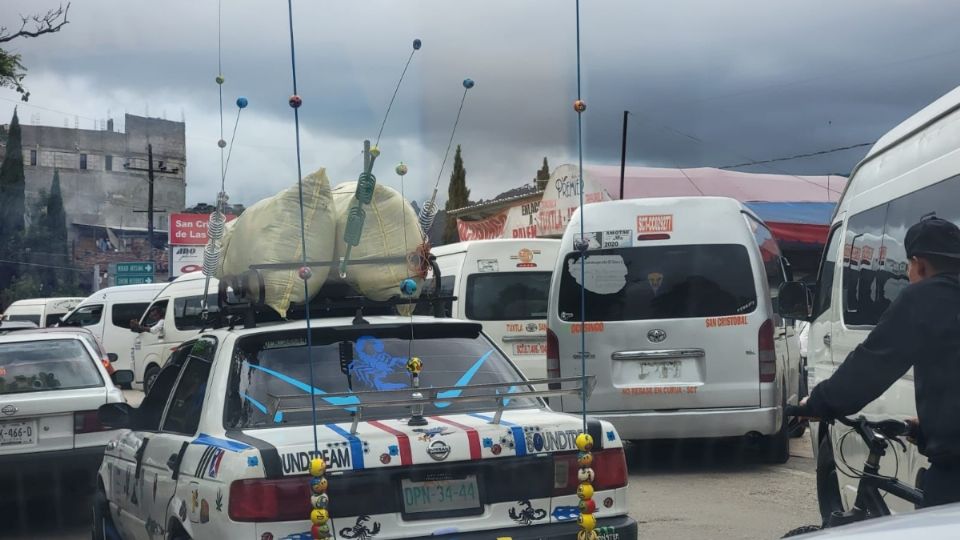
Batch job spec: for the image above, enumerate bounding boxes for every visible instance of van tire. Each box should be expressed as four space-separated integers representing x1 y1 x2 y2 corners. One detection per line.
144 364 161 394
816 433 845 525
762 393 791 464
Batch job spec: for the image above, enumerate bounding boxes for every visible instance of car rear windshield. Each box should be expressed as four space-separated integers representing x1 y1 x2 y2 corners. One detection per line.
225 323 536 429
0 339 103 394
465 272 551 321
557 244 758 322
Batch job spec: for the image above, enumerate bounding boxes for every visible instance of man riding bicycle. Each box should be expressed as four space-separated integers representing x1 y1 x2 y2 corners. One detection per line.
802 217 960 508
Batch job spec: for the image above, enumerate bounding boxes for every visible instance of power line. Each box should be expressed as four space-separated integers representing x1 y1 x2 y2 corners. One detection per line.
0 258 85 273
719 142 874 170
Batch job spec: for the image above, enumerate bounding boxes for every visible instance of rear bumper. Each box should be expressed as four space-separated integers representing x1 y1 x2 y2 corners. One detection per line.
593 406 780 440
0 445 105 474
412 514 637 540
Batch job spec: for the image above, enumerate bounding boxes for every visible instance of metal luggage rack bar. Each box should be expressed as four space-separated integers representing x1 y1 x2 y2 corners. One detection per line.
266 376 596 434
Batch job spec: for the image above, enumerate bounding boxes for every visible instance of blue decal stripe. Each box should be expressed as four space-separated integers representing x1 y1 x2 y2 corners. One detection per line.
325 424 365 470
192 434 251 452
245 362 360 407
467 413 525 455
240 392 268 414
435 350 494 407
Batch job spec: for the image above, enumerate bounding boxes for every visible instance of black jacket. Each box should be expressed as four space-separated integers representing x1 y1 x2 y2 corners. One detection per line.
806 272 960 463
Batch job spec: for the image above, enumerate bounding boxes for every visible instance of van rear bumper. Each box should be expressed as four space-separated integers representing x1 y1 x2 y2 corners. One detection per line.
592 406 780 440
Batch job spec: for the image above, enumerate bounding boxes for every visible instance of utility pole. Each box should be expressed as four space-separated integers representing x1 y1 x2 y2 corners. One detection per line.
619 110 630 200
130 143 175 271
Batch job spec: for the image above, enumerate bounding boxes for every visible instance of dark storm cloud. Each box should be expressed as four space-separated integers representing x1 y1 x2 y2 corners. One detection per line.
2 0 959 205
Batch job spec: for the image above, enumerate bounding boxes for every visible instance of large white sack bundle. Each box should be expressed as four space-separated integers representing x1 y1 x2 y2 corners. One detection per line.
218 168 336 317
331 182 426 302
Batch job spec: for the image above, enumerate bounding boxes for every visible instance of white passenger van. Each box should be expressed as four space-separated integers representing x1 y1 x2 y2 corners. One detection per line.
427 239 560 380
59 283 167 374
780 85 960 518
548 197 801 462
132 271 219 391
2 297 84 327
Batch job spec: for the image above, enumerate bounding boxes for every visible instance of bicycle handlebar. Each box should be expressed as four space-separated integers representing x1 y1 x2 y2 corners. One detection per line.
784 404 916 441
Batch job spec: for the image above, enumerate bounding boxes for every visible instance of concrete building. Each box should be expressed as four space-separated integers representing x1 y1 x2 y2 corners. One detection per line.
1 113 186 285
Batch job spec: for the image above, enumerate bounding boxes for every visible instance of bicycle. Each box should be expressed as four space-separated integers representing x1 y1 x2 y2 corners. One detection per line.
780 404 923 537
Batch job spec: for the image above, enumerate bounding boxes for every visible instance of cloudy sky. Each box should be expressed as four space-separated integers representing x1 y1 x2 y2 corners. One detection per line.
2 0 960 208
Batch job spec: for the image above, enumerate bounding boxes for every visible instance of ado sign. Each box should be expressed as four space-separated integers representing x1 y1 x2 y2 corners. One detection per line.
169 212 236 245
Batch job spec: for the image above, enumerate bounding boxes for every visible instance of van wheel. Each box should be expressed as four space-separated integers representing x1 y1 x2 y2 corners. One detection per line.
91 488 119 540
762 394 791 464
816 434 845 525
143 364 160 394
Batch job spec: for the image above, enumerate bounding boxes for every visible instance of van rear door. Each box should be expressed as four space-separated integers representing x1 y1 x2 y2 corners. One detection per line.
556 243 763 413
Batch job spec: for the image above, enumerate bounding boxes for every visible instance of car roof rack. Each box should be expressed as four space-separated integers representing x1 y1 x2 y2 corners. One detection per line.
211 253 452 330
265 375 596 434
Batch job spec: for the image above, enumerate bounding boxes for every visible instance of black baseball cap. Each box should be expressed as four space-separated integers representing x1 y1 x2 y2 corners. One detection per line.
905 217 960 260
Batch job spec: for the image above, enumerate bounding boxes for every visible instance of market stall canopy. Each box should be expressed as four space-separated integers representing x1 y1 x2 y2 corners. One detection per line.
743 201 837 247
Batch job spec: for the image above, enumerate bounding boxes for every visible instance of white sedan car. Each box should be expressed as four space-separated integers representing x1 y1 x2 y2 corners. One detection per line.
0 328 131 477
95 315 637 540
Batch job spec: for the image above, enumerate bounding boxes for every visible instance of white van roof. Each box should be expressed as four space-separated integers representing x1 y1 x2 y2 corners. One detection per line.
82 283 167 303
6 297 84 308
155 271 218 298
431 238 561 256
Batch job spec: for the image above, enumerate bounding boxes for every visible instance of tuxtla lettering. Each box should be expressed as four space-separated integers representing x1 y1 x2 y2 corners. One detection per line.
282 447 351 474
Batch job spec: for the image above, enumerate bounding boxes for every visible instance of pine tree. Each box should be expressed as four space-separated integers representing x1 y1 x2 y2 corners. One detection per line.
0 108 26 291
443 145 470 244
536 157 550 190
38 169 70 292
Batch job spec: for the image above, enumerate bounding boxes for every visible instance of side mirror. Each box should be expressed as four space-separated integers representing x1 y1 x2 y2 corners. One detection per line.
778 281 813 321
98 402 134 429
111 369 134 387
107 353 119 363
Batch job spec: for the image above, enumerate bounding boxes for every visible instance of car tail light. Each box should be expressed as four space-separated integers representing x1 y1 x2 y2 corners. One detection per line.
553 448 628 495
229 478 310 522
547 328 561 390
759 319 776 383
74 410 110 434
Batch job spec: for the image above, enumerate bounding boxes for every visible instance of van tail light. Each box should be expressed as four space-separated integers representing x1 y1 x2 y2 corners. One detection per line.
229 478 310 522
74 410 109 434
101 357 116 375
553 448 628 495
546 328 561 390
759 319 776 383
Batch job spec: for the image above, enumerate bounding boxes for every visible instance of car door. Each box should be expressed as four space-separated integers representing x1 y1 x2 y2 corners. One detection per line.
137 339 214 540
808 224 843 386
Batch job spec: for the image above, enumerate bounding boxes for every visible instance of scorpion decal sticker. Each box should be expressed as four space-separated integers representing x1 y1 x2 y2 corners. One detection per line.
348 336 410 391
340 515 382 540
509 500 547 525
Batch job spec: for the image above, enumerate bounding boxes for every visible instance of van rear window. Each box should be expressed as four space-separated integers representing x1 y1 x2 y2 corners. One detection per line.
466 272 551 321
557 244 757 322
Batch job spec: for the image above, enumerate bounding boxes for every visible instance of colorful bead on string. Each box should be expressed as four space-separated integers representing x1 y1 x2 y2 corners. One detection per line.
309 456 330 539
575 433 598 540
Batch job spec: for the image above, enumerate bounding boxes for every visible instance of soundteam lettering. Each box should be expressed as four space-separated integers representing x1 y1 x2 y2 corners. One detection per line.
526 429 581 452
281 448 351 474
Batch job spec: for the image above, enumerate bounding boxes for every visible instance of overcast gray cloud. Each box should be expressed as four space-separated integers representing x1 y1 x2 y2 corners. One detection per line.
2 0 960 208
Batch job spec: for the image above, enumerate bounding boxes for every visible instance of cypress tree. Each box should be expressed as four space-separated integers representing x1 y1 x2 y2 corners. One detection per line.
39 169 69 291
0 108 26 291
536 157 550 190
443 145 470 244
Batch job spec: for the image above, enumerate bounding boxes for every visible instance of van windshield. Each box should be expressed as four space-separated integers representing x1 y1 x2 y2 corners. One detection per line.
557 244 758 321
466 272 551 321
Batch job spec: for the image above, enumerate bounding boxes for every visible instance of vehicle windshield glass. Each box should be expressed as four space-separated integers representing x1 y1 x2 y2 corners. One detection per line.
465 272 551 321
557 244 758 321
0 339 103 394
225 323 534 429
61 305 103 327
4 314 41 325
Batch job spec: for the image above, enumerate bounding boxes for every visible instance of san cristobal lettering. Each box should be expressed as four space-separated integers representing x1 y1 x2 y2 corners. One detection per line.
281 447 351 474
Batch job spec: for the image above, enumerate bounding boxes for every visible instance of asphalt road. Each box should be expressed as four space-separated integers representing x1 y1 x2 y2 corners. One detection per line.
4 433 819 540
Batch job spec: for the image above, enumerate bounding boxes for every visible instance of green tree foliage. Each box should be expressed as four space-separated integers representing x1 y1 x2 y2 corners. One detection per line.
443 145 470 244
0 108 25 291
32 169 72 292
0 3 70 102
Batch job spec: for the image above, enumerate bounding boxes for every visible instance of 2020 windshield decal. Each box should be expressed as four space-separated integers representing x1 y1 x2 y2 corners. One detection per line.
435 350 494 408
348 336 410 391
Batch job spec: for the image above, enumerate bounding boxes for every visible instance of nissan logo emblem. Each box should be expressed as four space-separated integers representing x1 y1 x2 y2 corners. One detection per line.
1 404 17 416
427 440 451 461
647 329 667 343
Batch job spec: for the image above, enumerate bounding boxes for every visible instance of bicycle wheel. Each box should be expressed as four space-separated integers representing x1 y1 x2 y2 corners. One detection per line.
782 525 821 538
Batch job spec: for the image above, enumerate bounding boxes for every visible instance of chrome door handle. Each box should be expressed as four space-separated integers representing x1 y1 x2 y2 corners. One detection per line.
823 333 832 347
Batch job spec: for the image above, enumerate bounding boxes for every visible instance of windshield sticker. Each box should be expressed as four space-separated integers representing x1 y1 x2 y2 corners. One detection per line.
282 447 352 475
348 336 410 391
510 248 541 268
574 232 602 250
263 338 308 350
509 500 548 525
736 299 757 313
576 229 633 249
506 322 546 333
623 386 698 395
324 423 366 470
705 315 748 328
637 214 674 233
413 426 454 441
570 322 605 334
552 506 580 521
567 255 627 295
434 350 495 407
647 272 664 294
191 434 251 453
477 259 499 272
340 515 382 540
